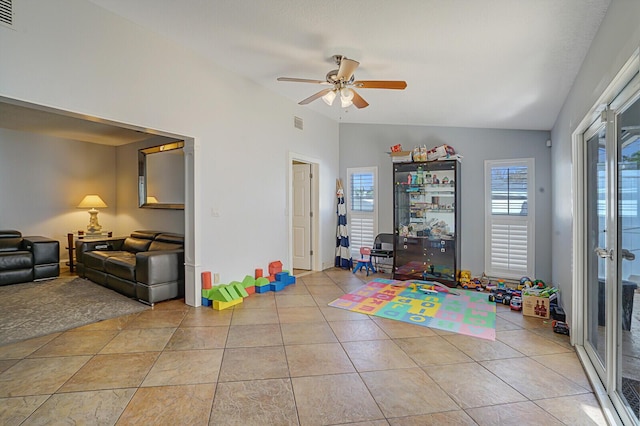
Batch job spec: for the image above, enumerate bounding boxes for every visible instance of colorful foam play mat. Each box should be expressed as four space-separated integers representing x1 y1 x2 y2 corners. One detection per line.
328 278 496 341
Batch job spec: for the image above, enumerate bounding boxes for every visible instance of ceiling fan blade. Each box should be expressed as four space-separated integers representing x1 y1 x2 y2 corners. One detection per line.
299 88 333 105
351 89 369 109
337 58 359 81
353 80 407 90
277 77 331 85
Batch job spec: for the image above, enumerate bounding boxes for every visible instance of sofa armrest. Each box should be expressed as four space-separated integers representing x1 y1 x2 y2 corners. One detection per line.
75 238 125 264
136 250 184 285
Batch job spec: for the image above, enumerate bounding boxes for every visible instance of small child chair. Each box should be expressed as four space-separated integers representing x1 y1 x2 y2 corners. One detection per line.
352 246 377 276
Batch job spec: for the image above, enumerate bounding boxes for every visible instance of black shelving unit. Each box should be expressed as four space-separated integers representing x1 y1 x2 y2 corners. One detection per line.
392 160 461 286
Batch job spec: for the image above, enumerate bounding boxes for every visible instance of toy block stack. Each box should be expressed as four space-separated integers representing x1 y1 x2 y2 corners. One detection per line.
255 277 271 294
267 261 282 282
201 271 213 307
243 275 256 295
206 282 248 310
200 260 297 308
271 271 296 291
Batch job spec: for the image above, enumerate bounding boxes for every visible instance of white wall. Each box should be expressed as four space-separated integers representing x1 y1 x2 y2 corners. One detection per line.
0 0 339 297
339 123 552 281
551 1 640 322
0 128 117 257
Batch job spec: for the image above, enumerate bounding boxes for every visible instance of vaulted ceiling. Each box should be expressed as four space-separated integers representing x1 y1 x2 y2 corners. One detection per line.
89 0 611 131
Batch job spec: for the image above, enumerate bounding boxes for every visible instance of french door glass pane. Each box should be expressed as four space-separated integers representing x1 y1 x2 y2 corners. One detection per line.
618 95 640 421
586 127 607 368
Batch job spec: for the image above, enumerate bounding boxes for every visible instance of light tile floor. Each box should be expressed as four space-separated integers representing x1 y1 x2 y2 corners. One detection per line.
0 268 607 425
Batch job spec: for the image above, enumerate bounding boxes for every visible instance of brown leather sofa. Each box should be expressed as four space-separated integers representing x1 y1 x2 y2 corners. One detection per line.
75 230 184 305
0 230 60 286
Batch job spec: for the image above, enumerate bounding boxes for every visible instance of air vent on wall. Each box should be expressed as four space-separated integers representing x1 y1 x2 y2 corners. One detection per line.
294 116 303 130
0 0 13 27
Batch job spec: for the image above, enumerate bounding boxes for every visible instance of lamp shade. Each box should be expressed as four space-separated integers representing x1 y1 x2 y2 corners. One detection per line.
340 88 354 107
77 195 107 209
322 90 337 106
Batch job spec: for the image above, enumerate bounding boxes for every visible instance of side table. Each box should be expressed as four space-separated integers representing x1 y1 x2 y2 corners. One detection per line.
66 231 112 273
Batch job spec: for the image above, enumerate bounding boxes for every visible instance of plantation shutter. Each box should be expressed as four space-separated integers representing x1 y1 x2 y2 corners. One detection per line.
347 167 378 259
485 159 535 279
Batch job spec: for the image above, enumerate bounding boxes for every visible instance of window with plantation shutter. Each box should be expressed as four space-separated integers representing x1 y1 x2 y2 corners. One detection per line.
484 159 535 279
347 167 378 259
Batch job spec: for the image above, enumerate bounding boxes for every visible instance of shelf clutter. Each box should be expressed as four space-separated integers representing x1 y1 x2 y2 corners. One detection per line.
389 143 462 163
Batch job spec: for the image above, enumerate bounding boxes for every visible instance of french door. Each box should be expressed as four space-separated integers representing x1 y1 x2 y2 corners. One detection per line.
583 86 640 424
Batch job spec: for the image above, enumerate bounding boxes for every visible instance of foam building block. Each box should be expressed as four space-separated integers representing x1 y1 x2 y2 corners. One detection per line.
242 275 256 295
230 281 249 298
269 260 282 275
255 279 272 294
255 277 270 287
209 285 234 302
201 297 212 307
242 275 256 288
255 268 263 278
224 285 241 300
256 284 271 294
275 271 296 286
269 281 286 292
255 276 271 293
201 271 212 289
213 298 243 311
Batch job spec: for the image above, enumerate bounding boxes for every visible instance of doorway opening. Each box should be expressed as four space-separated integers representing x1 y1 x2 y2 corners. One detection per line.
0 96 197 306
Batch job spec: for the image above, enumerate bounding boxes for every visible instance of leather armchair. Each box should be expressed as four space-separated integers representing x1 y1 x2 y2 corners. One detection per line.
0 230 60 286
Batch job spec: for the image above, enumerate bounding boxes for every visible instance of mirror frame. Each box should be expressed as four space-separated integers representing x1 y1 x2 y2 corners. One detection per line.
138 141 185 210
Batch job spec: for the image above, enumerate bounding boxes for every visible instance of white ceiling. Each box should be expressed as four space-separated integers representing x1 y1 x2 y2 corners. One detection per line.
88 0 611 131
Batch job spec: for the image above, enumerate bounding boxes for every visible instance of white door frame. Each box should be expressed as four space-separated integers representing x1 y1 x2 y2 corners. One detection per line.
571 49 640 426
292 162 312 270
288 152 320 272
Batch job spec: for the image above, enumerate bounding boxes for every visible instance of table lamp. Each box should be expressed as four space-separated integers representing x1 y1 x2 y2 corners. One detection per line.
77 194 107 234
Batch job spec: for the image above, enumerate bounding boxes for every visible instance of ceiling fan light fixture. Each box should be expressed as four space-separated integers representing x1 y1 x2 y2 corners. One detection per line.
322 89 337 106
340 88 354 107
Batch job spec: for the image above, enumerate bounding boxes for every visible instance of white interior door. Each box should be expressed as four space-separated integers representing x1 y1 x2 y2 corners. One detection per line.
292 163 311 269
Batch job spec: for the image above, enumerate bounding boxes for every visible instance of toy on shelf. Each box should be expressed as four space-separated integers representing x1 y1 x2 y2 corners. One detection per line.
390 144 402 153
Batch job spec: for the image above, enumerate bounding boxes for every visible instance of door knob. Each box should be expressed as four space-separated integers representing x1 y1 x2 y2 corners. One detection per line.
622 249 635 261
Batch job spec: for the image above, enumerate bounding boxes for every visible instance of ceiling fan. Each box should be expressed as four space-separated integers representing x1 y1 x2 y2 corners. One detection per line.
277 55 407 109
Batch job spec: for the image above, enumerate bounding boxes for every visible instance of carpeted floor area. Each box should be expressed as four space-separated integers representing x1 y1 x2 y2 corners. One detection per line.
0 276 149 346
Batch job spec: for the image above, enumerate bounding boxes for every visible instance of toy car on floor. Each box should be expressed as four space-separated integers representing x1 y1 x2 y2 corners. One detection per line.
510 295 522 311
553 320 570 336
488 288 512 305
462 278 484 291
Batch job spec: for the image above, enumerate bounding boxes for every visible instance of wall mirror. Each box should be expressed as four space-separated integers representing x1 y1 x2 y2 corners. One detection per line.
138 141 185 209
